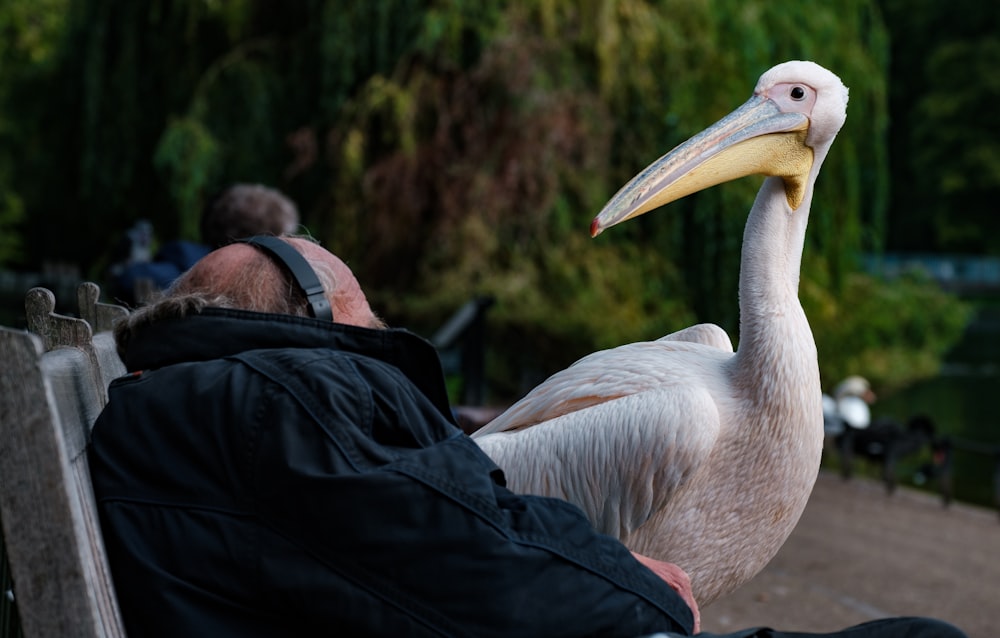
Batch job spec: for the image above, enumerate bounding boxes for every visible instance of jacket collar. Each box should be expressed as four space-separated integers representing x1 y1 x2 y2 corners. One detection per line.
122 307 455 423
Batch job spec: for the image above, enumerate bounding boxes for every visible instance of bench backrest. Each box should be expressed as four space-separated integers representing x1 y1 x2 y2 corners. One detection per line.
0 285 127 637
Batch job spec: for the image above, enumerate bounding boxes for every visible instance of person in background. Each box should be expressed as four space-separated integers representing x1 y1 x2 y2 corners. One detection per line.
200 183 300 250
108 183 300 304
90 236 966 638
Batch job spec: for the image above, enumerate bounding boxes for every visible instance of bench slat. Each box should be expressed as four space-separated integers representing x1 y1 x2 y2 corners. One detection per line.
0 328 126 638
77 283 129 335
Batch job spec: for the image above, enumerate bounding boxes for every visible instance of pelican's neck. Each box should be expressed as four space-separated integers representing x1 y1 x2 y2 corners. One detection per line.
732 172 819 402
741 177 810 311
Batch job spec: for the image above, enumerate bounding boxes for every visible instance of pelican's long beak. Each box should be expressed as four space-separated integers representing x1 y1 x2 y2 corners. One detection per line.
591 95 814 237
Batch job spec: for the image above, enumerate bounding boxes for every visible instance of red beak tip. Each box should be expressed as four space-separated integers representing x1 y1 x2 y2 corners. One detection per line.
589 219 602 238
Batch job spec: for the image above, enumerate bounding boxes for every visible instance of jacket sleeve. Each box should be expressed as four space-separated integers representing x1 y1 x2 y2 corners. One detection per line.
255 362 695 637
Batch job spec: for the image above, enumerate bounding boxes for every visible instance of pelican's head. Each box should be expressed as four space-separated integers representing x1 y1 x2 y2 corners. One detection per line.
591 61 849 236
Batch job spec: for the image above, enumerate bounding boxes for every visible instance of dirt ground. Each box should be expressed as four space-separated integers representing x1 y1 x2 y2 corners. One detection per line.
699 471 1000 638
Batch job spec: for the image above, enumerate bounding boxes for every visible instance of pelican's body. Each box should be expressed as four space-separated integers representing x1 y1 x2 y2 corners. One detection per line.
473 61 849 605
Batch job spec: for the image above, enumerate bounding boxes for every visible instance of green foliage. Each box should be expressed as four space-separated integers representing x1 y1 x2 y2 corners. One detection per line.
880 0 1000 253
802 255 972 393
568 0 890 322
5 0 454 269
0 0 68 266
0 0 67 65
0 0 975 405
914 36 1000 251
316 0 899 399
0 193 25 265
153 117 221 241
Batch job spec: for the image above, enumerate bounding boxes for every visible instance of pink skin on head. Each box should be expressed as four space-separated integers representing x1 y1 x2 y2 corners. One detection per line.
195 240 383 330
286 239 383 329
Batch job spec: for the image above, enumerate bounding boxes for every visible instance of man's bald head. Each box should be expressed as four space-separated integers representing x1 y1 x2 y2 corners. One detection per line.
174 237 383 329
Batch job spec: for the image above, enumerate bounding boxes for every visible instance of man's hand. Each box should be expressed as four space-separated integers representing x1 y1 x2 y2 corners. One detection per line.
630 552 700 633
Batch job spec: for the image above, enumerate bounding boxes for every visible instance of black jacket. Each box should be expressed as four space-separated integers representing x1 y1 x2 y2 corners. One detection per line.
90 308 694 637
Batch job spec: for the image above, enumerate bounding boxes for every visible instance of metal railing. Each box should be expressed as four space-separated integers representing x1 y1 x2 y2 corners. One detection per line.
832 426 1000 520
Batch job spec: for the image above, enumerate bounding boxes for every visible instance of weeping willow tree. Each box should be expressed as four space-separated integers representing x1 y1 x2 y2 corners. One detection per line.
6 0 968 400
880 0 1000 253
313 0 927 396
0 0 68 265
10 0 404 268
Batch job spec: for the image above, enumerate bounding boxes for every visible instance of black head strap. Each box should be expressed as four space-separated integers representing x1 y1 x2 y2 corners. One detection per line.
237 236 334 322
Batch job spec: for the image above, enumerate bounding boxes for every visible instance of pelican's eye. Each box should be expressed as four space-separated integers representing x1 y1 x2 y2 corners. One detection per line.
790 86 806 100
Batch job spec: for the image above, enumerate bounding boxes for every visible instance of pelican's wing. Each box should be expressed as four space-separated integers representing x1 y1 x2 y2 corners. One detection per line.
657 323 733 353
474 340 725 436
474 386 720 539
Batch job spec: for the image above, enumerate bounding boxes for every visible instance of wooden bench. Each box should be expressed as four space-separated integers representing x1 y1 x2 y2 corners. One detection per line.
0 283 129 637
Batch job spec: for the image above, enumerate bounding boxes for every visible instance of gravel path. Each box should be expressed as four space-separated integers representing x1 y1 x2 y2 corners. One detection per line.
700 471 1000 638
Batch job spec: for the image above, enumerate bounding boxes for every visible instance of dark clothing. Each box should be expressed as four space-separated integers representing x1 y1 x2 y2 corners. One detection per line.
692 618 966 638
90 308 695 637
110 239 211 304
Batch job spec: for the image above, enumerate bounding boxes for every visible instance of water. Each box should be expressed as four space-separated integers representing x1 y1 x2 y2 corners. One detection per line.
870 306 1000 508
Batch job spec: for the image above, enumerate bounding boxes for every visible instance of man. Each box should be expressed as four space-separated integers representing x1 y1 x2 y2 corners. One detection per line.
90 237 965 638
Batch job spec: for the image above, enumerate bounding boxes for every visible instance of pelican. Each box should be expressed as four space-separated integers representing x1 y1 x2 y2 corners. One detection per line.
472 61 848 606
